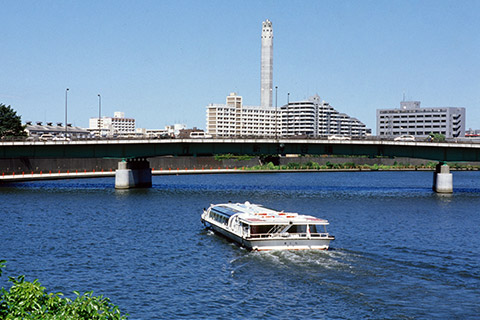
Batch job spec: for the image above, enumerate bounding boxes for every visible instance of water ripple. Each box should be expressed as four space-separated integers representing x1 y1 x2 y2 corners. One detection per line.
1 171 480 319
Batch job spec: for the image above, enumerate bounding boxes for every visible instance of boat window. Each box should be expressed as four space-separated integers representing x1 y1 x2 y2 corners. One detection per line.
211 206 241 218
309 225 327 233
210 211 229 225
250 225 275 235
286 225 307 234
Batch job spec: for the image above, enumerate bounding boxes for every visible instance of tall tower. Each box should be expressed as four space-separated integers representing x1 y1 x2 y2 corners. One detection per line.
261 19 273 108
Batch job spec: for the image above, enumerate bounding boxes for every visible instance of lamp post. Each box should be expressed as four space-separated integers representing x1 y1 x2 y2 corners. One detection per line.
65 88 69 137
98 94 101 136
275 86 278 139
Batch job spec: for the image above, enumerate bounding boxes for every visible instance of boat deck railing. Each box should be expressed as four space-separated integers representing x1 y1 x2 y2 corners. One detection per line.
250 232 331 239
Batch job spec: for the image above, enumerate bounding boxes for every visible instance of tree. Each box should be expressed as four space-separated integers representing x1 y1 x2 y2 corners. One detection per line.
427 132 446 142
0 260 128 319
0 104 27 138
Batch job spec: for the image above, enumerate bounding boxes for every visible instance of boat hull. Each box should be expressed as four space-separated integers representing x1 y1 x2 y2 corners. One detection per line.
245 237 332 251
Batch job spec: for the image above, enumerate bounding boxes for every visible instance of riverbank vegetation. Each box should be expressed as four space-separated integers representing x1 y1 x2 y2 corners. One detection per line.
240 161 480 171
214 154 255 161
0 260 128 319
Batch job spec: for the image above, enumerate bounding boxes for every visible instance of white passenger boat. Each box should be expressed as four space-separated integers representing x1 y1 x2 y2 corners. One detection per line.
201 201 334 251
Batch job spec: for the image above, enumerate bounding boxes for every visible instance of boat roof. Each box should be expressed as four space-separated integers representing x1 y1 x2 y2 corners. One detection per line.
210 201 329 225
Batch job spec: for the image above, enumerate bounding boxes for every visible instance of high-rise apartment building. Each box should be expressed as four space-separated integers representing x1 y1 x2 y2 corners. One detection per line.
377 101 465 138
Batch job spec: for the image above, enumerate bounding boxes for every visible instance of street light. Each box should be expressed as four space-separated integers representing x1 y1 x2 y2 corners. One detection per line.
98 94 101 136
65 88 69 137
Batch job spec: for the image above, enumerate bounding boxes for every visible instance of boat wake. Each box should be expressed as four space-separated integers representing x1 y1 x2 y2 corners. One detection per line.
228 248 355 275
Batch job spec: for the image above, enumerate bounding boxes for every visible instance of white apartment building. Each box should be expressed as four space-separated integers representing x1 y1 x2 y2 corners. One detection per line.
282 95 367 137
206 93 280 138
207 93 367 138
377 101 466 138
89 111 136 137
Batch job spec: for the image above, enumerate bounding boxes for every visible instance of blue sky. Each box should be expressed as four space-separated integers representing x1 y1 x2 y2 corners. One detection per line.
1 0 479 132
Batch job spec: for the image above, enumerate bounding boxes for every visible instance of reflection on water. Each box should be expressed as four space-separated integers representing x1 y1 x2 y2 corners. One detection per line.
1 171 480 319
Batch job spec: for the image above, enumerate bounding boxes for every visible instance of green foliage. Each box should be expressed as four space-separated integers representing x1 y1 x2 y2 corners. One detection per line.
238 160 480 171
428 132 446 142
304 161 321 169
214 153 234 160
265 162 276 170
425 161 437 169
449 162 475 170
332 163 342 169
0 104 27 138
214 154 254 161
235 155 255 161
325 161 343 169
343 162 356 169
0 262 128 319
0 260 5 277
286 162 301 169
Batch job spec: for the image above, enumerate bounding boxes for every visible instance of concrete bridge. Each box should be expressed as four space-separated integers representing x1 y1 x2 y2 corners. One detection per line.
1 138 479 192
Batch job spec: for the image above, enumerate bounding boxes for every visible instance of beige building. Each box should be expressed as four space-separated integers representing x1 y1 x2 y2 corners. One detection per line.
89 112 136 137
206 93 280 138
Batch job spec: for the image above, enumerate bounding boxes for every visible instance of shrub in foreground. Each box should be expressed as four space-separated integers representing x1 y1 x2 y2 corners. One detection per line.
0 260 128 319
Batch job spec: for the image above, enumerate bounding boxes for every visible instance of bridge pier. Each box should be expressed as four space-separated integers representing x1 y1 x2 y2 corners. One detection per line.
115 159 152 189
433 163 453 193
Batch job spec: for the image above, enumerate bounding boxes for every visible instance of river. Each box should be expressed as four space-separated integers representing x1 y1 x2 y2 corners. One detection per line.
1 171 479 319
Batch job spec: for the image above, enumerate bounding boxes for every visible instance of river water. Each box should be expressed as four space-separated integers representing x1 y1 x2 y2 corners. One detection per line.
1 171 479 319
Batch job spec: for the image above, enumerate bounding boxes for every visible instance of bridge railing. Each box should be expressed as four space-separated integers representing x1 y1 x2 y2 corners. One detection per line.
3 134 480 144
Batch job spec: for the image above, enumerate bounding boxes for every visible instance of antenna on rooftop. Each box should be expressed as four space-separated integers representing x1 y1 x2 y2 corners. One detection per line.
402 92 406 102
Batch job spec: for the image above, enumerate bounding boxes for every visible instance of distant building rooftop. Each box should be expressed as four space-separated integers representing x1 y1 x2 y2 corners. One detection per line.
25 122 89 136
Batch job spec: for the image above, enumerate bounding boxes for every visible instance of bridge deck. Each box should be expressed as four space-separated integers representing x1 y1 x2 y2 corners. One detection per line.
1 138 479 162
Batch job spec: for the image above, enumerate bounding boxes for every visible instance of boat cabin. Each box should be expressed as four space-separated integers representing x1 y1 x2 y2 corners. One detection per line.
207 204 330 239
